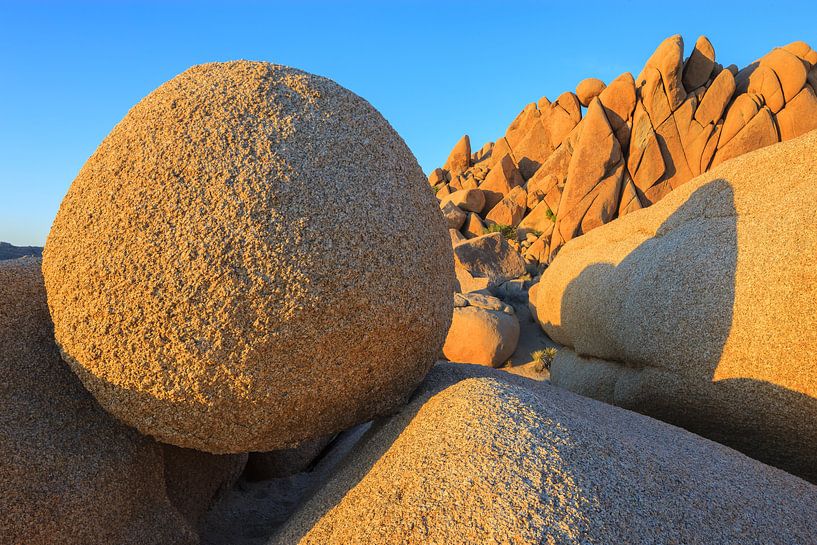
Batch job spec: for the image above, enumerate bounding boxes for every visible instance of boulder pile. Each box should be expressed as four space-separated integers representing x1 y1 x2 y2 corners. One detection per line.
430 35 817 268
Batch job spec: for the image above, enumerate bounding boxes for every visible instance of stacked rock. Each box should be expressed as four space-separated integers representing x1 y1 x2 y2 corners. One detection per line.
430 35 817 267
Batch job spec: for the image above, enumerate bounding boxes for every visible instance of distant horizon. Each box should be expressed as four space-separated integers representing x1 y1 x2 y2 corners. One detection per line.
3 0 817 245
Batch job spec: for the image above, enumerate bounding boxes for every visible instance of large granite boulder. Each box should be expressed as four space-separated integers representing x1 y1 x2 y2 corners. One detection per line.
532 130 817 482
0 258 240 545
42 61 455 453
272 363 817 544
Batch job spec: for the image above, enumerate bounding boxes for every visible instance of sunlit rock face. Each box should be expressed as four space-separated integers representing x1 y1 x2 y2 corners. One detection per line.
533 129 817 483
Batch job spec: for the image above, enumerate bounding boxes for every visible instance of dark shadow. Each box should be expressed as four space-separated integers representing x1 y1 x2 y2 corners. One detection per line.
550 178 817 483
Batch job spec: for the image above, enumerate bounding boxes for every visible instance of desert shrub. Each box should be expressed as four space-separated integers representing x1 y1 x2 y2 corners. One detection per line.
532 347 558 372
486 223 517 240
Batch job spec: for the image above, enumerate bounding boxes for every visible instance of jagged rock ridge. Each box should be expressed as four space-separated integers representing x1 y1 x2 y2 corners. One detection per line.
430 35 817 266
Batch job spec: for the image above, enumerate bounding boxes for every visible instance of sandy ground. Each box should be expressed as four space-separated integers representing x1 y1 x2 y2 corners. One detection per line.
503 298 558 381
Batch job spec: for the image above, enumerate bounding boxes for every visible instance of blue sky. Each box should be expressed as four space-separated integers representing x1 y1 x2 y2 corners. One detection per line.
2 1 816 245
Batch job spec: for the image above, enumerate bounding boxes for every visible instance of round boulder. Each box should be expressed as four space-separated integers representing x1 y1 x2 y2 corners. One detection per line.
575 77 607 107
43 61 455 453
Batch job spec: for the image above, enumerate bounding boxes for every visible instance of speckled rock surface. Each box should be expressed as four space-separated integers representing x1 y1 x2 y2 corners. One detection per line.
0 258 195 545
43 61 455 453
271 363 817 544
534 130 817 482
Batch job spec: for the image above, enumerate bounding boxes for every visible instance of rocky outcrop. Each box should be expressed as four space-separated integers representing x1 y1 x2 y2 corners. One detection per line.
42 61 455 454
0 258 240 545
443 293 519 367
429 35 817 269
272 363 817 544
531 131 817 483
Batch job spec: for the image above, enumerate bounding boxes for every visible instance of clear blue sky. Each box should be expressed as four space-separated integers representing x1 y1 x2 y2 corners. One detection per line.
2 1 816 245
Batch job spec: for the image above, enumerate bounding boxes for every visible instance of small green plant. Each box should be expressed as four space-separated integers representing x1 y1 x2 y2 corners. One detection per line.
486 223 517 240
528 229 543 238
544 207 556 222
532 347 558 372
431 184 441 194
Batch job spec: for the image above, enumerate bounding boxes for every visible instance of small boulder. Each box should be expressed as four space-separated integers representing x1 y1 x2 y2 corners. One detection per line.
440 200 467 230
575 77 606 107
442 303 520 367
682 35 716 91
479 153 525 211
440 188 485 214
462 212 487 239
443 134 471 176
453 233 527 290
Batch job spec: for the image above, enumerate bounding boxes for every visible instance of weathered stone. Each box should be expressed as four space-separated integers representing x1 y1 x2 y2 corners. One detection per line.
759 48 808 102
442 307 520 367
428 168 447 186
479 153 525 212
533 131 817 482
42 61 455 453
453 233 527 289
682 35 716 91
575 77 606 107
541 92 582 146
782 40 817 67
637 34 686 111
0 258 195 545
462 212 487 239
719 93 763 146
776 84 817 140
517 199 556 240
737 64 785 113
440 200 467 230
274 364 817 545
551 100 624 257
598 72 637 151
443 134 471 176
439 188 485 214
627 103 665 204
712 105 778 167
618 173 643 216
694 68 736 125
435 183 451 199
449 228 466 246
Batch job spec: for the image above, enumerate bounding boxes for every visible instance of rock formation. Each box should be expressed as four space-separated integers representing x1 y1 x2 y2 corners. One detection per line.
0 258 242 545
272 363 817 544
42 61 455 454
430 35 817 268
531 130 817 483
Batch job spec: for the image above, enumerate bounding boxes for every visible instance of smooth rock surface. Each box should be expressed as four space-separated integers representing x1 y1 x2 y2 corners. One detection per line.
533 130 817 482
